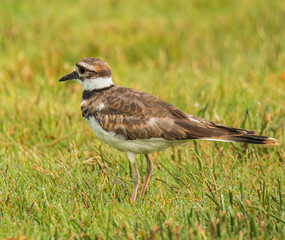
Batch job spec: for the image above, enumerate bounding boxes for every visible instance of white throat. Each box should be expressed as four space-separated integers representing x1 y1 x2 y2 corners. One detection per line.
81 77 113 91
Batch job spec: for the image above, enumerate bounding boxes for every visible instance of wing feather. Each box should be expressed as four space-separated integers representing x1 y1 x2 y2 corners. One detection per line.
81 86 278 145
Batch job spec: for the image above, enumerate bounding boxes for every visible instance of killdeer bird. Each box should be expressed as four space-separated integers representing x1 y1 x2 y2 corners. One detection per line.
59 57 278 202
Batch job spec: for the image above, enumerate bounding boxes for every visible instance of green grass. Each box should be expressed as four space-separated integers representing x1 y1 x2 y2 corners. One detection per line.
0 0 284 239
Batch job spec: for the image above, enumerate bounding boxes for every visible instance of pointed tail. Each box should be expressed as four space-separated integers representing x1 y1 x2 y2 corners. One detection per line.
201 134 278 145
185 115 279 145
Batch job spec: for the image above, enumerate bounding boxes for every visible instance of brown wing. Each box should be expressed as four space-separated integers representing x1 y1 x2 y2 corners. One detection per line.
81 86 278 145
82 87 195 140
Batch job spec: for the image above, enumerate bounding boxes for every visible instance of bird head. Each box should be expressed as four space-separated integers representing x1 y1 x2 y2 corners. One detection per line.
59 57 113 91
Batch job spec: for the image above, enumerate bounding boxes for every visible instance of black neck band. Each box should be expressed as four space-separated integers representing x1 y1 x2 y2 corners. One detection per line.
82 85 114 99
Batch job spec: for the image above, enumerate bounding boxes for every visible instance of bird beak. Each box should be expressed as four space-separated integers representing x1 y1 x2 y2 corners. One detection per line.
59 71 79 82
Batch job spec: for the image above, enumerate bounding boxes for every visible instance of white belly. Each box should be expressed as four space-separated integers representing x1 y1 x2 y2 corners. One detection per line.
85 117 184 154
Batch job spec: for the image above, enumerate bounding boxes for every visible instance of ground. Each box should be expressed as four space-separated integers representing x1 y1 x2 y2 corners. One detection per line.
0 0 284 239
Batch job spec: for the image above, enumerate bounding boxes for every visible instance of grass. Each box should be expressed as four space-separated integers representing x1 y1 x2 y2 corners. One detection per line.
0 0 284 238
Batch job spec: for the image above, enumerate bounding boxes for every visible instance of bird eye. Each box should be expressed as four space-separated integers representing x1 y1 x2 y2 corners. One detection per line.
78 66 87 74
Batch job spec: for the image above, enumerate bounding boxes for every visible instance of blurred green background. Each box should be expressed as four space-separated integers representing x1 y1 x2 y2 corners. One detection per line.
0 0 284 239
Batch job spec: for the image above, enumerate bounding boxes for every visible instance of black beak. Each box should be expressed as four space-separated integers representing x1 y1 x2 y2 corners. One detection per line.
59 71 79 82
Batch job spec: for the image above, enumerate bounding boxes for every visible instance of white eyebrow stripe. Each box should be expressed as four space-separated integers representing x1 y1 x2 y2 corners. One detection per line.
77 62 96 72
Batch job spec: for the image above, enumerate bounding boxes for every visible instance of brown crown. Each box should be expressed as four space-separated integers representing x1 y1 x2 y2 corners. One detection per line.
77 57 112 78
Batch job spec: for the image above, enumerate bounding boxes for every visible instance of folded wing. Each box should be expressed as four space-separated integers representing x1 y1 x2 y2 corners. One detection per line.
83 86 278 145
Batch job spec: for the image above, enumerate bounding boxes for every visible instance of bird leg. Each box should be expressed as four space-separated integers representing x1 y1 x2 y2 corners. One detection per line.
126 152 140 202
139 154 153 199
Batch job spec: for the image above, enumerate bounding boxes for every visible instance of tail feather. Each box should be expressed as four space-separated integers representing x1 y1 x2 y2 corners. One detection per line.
185 115 278 145
217 134 278 145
